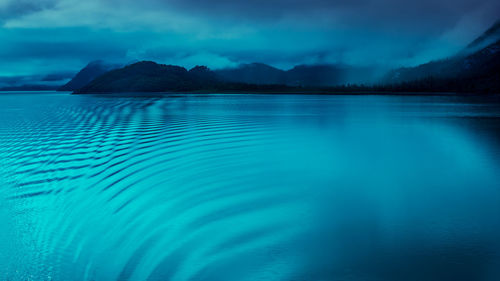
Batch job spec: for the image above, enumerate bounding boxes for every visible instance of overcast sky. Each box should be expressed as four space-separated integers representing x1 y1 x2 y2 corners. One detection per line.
0 0 499 84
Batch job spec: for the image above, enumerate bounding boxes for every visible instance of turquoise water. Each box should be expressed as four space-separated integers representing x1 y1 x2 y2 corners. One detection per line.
1 92 500 281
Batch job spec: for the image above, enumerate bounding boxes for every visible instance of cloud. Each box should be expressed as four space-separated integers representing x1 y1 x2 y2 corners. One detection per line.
0 0 58 23
0 0 498 77
4 0 498 35
0 70 73 87
156 0 499 33
41 71 75 81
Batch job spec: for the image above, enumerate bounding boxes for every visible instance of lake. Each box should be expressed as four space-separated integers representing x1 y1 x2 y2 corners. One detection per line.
1 91 500 281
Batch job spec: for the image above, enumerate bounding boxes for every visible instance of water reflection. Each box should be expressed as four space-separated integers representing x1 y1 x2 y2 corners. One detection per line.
0 92 499 280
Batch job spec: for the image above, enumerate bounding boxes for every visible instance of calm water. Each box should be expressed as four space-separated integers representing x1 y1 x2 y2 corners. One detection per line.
1 92 500 281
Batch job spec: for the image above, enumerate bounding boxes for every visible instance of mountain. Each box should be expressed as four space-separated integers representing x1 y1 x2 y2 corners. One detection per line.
215 63 286 85
58 60 121 91
76 61 223 93
215 63 379 87
381 41 499 93
462 19 500 55
75 21 500 94
188 65 219 83
75 61 380 93
285 65 344 87
385 20 500 91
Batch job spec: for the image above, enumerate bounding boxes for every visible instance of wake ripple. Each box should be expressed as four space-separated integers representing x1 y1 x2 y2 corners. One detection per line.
2 93 500 281
0 94 310 281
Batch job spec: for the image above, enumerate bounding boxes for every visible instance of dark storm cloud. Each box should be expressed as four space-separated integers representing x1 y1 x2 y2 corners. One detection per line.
0 0 58 22
162 0 499 30
0 0 499 77
1 40 128 60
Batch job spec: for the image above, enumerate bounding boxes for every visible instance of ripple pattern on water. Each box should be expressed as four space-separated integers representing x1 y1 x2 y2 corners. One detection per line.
0 94 315 281
1 93 500 281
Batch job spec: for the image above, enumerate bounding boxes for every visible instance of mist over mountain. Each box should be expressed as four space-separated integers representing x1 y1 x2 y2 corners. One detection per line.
386 41 500 84
384 20 500 90
215 63 285 85
286 64 379 86
50 19 500 94
66 61 380 92
58 61 121 91
76 39 499 94
215 63 380 87
462 19 500 55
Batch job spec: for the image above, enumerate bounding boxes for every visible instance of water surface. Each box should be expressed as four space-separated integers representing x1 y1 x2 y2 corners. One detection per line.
1 92 500 281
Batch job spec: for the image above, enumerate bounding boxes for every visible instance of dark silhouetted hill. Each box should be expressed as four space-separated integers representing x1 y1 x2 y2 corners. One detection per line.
58 60 120 91
76 61 224 93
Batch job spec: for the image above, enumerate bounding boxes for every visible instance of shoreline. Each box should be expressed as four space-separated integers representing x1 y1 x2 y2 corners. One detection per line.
1 90 498 97
72 90 498 97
